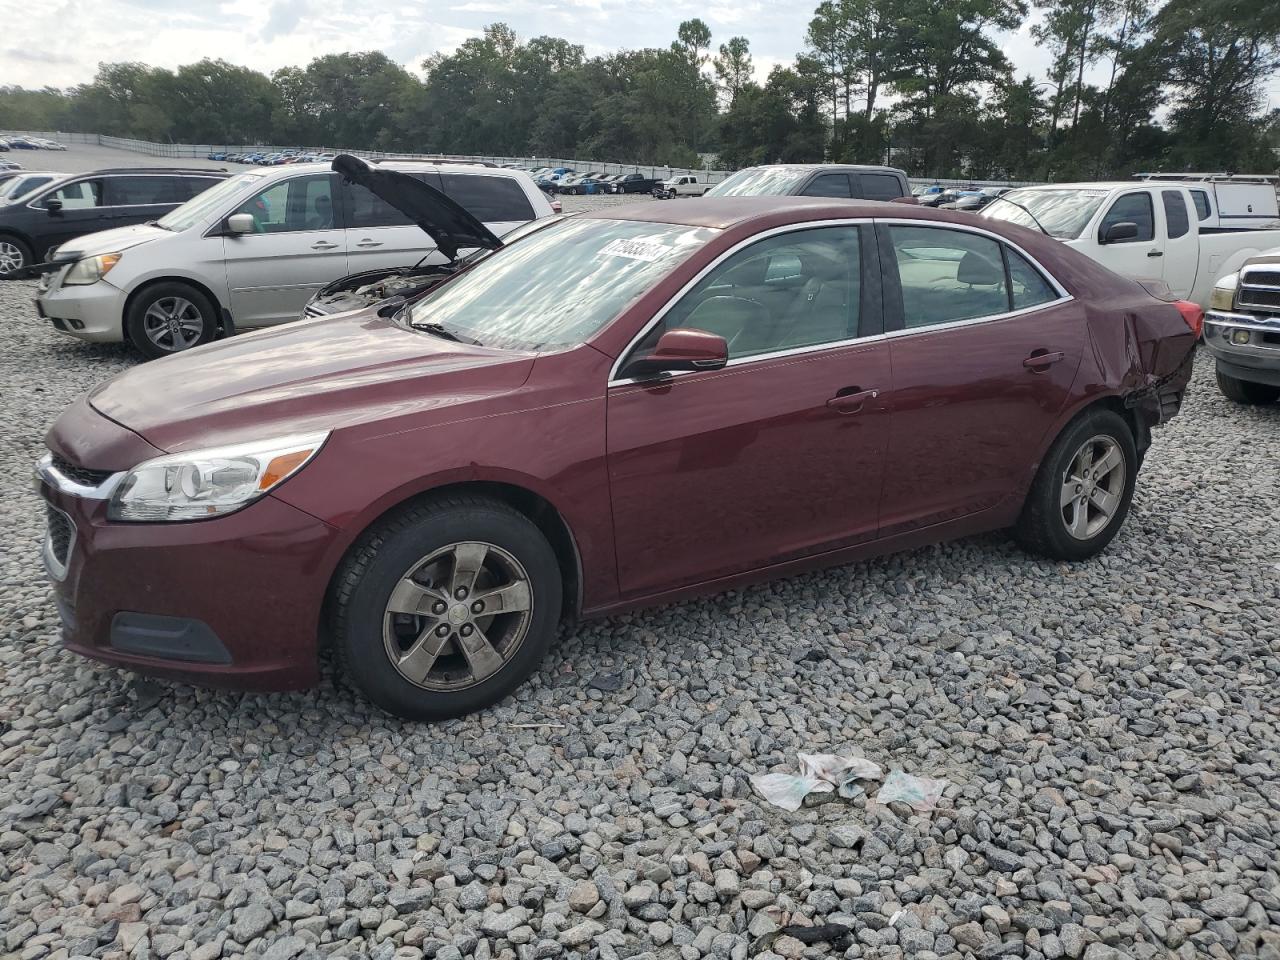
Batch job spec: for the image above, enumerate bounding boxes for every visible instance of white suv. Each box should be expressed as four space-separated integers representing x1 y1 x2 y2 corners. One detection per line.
35 159 554 357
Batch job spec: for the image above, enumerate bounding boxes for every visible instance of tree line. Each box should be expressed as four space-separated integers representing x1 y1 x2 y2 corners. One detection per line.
1 0 1277 181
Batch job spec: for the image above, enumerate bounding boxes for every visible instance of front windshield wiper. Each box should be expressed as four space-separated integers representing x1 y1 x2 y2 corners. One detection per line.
410 319 483 346
985 197 1050 236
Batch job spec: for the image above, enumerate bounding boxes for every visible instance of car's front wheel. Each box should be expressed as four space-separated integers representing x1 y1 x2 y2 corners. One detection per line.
0 235 32 278
1016 408 1137 561
331 496 563 720
1215 367 1280 405
125 282 218 359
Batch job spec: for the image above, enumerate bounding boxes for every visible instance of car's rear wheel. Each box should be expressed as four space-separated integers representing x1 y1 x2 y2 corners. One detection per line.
331 496 562 720
1215 367 1279 405
1016 408 1137 561
0 235 31 278
125 282 218 359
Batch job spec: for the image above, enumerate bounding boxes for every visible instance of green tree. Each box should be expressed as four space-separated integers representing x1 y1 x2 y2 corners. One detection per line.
713 37 754 104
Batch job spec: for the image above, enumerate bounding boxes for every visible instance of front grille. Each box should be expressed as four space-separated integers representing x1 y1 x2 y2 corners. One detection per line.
50 453 113 488
46 504 73 570
1238 268 1280 316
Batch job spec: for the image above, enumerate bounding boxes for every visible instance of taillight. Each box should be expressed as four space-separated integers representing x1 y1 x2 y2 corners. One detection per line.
550 199 562 214
1174 300 1203 338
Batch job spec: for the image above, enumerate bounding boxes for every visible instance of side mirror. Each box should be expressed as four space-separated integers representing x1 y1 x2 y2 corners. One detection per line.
622 328 728 380
226 213 255 235
1101 221 1139 244
44 198 62 214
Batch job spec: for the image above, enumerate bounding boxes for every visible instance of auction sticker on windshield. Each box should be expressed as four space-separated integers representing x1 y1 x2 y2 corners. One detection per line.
598 238 670 262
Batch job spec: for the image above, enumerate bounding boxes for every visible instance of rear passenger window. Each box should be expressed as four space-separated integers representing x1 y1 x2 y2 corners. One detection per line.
859 173 905 201
1006 248 1058 310
1162 190 1190 239
802 174 852 198
439 174 535 222
1099 193 1154 242
1190 190 1211 221
889 226 1008 328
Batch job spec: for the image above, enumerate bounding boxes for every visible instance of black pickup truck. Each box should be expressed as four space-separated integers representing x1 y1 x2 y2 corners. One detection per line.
609 173 660 194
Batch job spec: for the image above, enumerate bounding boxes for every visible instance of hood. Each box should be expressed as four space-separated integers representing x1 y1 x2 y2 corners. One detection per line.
49 223 169 263
332 154 501 261
88 310 535 454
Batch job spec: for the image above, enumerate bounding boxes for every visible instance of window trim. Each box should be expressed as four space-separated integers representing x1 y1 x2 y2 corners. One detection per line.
607 216 1071 386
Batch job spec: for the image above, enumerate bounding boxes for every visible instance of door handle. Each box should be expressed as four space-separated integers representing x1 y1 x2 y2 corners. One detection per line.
1147 250 1163 258
1023 350 1066 371
311 240 339 250
355 239 384 248
826 387 878 414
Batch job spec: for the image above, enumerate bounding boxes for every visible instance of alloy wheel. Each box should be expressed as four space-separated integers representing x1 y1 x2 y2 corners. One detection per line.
0 241 25 273
142 296 204 351
1060 435 1125 540
382 541 533 691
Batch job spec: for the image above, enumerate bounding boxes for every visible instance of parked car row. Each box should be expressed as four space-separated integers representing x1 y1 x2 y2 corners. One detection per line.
0 135 67 151
208 150 338 165
34 167 1206 720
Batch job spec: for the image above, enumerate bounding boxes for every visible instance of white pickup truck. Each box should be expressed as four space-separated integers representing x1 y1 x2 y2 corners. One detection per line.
981 180 1280 308
656 174 708 199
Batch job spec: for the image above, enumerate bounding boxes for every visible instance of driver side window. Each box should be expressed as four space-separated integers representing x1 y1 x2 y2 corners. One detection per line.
637 226 864 360
233 175 335 234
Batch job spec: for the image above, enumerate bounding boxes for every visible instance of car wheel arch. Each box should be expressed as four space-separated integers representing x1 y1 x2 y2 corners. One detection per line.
319 479 584 650
1023 392 1148 494
124 276 231 338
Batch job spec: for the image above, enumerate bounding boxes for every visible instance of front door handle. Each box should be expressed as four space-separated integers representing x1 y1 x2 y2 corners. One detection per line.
826 387 879 414
1023 350 1066 371
355 239 384 248
1147 250 1163 258
311 240 339 250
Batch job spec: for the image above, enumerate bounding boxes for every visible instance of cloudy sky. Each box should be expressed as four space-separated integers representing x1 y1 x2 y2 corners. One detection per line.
6 0 1279 108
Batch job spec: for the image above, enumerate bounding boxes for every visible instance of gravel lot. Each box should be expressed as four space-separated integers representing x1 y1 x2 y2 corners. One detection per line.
2 144 236 175
0 220 1278 960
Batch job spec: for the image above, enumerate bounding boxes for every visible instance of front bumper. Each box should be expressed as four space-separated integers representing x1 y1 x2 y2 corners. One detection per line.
1204 311 1280 387
35 269 128 343
36 453 342 691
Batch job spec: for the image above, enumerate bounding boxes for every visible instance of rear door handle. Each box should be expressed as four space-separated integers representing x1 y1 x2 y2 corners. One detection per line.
826 388 879 414
355 239 384 248
1147 250 1163 257
1023 350 1066 370
311 240 339 250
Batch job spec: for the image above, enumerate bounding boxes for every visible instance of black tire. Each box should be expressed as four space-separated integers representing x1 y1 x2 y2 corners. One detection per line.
1215 367 1280 405
1015 408 1137 561
125 282 218 360
330 495 562 721
0 234 32 279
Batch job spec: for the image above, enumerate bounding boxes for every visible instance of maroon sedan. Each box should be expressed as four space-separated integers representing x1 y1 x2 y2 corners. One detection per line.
37 199 1200 719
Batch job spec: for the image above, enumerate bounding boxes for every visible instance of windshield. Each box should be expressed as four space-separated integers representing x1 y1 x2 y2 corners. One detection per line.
981 188 1108 239
705 167 808 197
405 217 716 351
0 174 53 201
156 174 263 231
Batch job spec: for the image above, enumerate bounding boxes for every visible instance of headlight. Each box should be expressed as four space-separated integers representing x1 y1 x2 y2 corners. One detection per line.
108 432 329 522
1209 272 1238 312
63 252 123 286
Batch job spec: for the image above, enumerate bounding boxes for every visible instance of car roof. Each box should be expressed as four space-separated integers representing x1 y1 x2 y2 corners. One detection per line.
1010 182 1148 192
732 163 905 175
579 196 974 230
246 160 525 179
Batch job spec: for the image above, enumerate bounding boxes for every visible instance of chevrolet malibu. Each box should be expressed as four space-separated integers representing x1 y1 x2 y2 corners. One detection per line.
37 199 1201 720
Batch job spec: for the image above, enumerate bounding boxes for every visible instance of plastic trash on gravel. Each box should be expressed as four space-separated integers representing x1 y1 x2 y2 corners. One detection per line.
750 752 883 811
873 769 948 812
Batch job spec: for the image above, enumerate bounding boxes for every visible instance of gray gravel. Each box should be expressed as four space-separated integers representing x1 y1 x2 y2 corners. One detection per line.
1 244 1278 960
